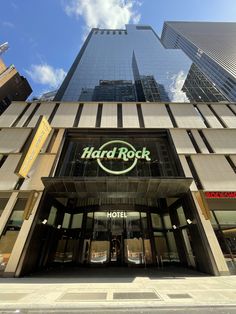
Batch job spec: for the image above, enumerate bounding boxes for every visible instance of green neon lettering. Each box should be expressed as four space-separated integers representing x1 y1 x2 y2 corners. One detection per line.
118 147 129 161
127 150 135 159
142 147 151 161
81 147 94 159
100 150 108 158
81 140 151 175
106 147 117 158
135 150 142 158
91 150 101 158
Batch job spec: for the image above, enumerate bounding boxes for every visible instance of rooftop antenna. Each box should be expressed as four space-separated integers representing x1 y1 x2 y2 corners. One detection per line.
0 42 9 56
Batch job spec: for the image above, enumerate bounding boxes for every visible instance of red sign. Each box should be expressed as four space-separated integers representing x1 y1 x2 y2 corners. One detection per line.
205 192 236 199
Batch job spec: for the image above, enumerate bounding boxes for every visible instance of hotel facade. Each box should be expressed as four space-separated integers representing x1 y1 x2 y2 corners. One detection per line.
0 25 235 277
0 99 235 277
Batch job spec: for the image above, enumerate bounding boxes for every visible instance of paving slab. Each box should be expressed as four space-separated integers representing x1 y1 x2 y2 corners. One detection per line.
0 267 236 311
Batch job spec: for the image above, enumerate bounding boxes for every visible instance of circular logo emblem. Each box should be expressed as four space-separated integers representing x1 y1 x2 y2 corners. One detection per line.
97 140 138 175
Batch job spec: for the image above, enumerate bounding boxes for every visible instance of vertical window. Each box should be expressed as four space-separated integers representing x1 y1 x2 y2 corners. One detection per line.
226 104 236 116
225 156 236 173
193 105 210 127
207 105 227 128
62 213 71 229
71 213 83 229
117 103 123 128
198 130 214 153
14 178 25 190
73 103 84 127
136 104 145 128
11 103 31 127
187 130 201 153
46 129 59 153
176 206 187 226
185 156 203 189
95 103 103 128
0 155 7 168
151 213 162 228
23 103 41 127
47 206 58 226
48 103 60 123
20 129 33 153
165 104 177 127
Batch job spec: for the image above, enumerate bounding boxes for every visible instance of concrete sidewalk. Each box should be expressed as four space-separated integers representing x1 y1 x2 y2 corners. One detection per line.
0 267 236 311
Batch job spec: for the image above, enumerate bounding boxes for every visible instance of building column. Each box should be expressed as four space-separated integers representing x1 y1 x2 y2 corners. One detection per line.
3 192 43 277
192 191 229 275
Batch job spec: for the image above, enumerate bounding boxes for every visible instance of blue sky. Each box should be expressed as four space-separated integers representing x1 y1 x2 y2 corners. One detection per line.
1 0 236 98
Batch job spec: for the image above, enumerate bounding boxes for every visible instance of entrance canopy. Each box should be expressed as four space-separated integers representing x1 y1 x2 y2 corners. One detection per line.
42 177 193 204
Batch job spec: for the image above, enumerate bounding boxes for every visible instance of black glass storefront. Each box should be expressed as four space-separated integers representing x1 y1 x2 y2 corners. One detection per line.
16 129 220 276
51 208 180 267
21 194 202 275
55 130 179 178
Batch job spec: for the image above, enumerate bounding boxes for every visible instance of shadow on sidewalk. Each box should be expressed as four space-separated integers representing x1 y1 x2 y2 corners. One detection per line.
0 265 207 284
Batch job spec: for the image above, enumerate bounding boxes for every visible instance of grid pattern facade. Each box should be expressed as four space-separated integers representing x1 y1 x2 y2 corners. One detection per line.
55 25 226 103
161 22 236 101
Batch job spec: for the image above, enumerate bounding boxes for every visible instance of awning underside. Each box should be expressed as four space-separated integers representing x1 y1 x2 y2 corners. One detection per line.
42 176 193 200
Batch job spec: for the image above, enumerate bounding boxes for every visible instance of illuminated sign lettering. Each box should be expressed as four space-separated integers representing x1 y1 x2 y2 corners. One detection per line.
107 211 127 218
205 192 236 199
81 140 151 175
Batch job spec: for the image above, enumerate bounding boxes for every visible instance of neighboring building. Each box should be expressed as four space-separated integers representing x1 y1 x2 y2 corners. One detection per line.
0 25 235 278
134 75 170 102
39 90 58 101
161 22 236 101
92 80 136 102
54 25 226 103
78 88 94 101
0 59 32 114
132 52 170 102
182 64 227 102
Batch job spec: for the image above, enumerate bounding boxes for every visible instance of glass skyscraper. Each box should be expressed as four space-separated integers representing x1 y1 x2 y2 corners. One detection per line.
161 22 236 101
55 24 226 103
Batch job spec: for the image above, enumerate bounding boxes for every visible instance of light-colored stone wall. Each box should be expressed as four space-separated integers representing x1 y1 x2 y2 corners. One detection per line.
0 101 235 276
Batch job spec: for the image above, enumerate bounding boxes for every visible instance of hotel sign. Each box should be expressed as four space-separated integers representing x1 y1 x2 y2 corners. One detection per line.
205 192 236 199
15 116 52 178
81 140 151 175
107 211 127 218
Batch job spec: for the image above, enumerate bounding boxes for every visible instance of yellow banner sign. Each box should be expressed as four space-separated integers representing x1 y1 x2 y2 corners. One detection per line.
15 116 52 178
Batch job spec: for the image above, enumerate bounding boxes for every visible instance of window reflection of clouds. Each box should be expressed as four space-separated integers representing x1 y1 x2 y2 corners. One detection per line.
61 25 223 102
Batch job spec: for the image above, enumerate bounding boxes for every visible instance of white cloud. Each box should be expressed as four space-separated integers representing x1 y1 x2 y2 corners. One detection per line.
63 0 141 39
169 71 189 102
2 21 14 28
26 64 67 88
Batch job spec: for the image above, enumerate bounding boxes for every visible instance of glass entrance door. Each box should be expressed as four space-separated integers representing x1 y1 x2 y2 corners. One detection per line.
125 212 144 265
90 212 110 264
110 213 124 264
110 235 122 263
82 210 154 266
